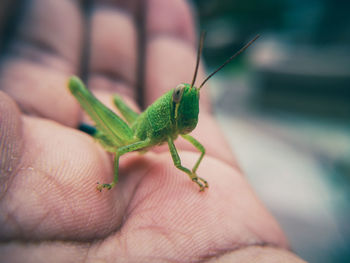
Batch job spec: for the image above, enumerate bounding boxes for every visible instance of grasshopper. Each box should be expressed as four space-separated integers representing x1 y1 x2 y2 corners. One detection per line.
68 34 259 192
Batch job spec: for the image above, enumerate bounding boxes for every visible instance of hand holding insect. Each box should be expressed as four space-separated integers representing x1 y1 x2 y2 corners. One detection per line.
0 0 296 262
68 34 259 192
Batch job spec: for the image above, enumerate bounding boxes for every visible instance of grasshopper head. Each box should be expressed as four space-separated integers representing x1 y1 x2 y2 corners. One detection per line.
171 33 260 135
172 83 199 134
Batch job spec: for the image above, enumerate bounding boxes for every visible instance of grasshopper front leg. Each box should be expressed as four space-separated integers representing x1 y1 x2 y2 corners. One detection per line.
181 134 206 174
167 137 208 191
97 138 151 191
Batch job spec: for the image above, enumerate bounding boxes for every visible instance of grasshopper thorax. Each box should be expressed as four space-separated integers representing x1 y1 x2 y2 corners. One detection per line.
172 83 199 135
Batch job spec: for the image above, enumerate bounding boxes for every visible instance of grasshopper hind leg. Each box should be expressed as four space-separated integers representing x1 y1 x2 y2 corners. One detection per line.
113 94 139 125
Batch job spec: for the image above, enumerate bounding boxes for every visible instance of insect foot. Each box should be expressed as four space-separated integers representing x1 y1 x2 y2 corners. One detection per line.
192 176 209 192
96 182 115 192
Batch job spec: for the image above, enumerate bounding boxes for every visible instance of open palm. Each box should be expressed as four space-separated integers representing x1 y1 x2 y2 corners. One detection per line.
0 0 301 262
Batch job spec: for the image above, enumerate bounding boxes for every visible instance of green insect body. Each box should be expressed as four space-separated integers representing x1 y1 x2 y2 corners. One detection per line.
68 34 259 192
69 78 207 191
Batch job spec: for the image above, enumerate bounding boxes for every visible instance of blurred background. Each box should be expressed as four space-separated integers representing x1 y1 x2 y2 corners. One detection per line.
191 0 350 262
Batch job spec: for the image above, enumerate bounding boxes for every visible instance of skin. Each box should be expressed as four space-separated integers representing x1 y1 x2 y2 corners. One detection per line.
0 0 306 262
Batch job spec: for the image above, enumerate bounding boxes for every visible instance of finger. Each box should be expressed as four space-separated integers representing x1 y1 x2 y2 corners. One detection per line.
0 0 16 51
0 243 87 263
145 0 211 109
145 0 236 166
0 91 23 197
0 243 304 263
0 0 83 126
88 1 136 99
0 101 147 241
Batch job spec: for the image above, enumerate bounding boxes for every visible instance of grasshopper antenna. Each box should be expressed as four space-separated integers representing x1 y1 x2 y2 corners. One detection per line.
199 34 260 90
190 31 206 89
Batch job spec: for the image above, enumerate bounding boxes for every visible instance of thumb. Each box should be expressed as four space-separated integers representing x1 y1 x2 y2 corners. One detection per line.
0 91 23 197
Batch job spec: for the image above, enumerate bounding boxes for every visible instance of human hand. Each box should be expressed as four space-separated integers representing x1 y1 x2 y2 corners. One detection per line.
0 0 304 262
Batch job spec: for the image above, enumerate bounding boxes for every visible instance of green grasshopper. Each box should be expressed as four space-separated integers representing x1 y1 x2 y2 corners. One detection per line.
68 34 259 192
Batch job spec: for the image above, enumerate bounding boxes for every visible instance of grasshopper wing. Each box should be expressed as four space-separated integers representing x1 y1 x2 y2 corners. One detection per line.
68 76 134 148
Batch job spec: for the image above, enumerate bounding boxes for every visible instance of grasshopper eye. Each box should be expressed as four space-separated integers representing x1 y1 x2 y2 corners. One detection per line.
172 84 185 103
